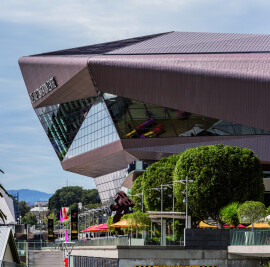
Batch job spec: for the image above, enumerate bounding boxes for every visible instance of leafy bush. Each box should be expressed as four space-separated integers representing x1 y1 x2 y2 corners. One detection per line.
130 175 144 212
220 202 240 227
107 216 116 233
238 201 266 228
21 212 37 226
173 145 264 223
131 154 181 212
121 211 151 232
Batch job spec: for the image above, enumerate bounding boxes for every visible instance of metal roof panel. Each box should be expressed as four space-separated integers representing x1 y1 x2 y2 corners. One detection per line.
107 31 270 54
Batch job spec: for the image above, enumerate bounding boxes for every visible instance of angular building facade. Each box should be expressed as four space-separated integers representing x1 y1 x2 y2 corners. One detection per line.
19 32 270 204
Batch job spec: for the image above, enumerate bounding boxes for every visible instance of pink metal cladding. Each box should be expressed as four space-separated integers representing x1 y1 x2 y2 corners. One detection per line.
107 31 270 54
88 53 270 132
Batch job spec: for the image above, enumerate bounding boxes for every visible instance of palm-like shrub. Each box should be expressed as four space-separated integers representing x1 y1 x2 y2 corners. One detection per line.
220 202 240 227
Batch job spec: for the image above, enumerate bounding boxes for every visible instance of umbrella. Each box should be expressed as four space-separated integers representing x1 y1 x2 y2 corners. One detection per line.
112 219 149 228
246 222 270 228
223 223 246 228
88 224 104 232
82 225 98 232
198 221 217 228
95 223 108 230
112 219 129 228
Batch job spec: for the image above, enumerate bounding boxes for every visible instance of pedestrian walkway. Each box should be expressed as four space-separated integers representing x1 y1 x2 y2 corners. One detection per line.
28 251 63 267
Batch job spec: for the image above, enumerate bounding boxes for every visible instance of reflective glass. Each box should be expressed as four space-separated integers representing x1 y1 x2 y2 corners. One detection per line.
64 97 119 159
35 97 95 160
95 169 127 205
35 96 119 161
103 93 270 139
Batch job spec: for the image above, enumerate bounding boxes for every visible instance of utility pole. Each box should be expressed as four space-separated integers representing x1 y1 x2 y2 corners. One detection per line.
183 176 193 246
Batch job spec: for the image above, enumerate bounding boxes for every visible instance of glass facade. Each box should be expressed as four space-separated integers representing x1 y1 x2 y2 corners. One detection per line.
65 98 119 159
103 93 270 139
35 97 95 160
95 169 127 205
35 96 119 161
35 93 270 162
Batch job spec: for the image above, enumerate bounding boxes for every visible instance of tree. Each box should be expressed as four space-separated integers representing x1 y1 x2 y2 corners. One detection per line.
238 201 266 229
81 189 100 205
48 187 101 216
43 212 58 226
67 203 78 216
21 212 37 226
19 201 31 217
130 175 144 212
107 216 116 234
122 211 151 232
220 202 240 228
0 169 7 223
131 154 180 212
173 145 265 224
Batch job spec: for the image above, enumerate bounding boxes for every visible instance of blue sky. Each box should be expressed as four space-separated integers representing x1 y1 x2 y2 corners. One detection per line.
1 0 270 193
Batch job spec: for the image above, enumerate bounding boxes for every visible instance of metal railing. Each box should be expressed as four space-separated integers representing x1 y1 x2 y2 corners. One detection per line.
230 229 270 246
76 233 184 247
16 241 63 257
76 236 129 246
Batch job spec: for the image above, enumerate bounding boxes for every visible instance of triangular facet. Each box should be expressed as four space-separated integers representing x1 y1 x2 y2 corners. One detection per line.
35 97 96 160
64 97 119 160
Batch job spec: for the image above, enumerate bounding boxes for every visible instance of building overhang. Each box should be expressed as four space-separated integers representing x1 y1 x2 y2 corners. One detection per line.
18 56 97 108
61 140 137 178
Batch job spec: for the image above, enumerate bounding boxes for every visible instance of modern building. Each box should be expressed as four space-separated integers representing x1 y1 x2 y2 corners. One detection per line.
0 227 21 265
19 31 270 204
0 187 16 224
29 206 48 221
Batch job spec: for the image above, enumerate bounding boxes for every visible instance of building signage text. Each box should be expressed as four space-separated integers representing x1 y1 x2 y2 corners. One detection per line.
29 77 57 103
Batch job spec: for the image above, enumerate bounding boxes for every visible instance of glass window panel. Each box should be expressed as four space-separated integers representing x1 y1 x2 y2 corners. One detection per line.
103 93 270 139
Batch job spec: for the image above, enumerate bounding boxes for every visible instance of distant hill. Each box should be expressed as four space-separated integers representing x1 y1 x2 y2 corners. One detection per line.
7 189 52 204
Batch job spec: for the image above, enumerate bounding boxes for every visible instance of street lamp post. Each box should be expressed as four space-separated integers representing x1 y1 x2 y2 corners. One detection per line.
152 184 171 246
172 181 182 241
171 178 193 246
63 241 75 267
38 205 42 244
182 177 194 246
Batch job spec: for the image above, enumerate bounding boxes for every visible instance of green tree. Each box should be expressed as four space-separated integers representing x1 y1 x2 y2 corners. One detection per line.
173 145 265 224
48 187 101 216
220 202 240 228
81 189 100 205
238 201 266 229
43 212 58 226
122 211 151 232
19 201 31 217
67 203 78 216
107 216 116 234
48 186 83 214
131 154 180 212
0 169 7 223
21 212 37 226
130 175 144 212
